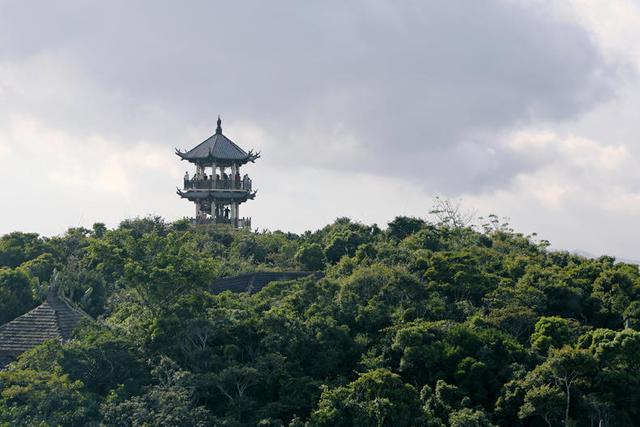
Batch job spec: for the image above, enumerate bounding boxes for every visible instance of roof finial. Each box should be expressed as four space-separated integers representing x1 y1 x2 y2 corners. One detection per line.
47 268 60 303
216 115 222 134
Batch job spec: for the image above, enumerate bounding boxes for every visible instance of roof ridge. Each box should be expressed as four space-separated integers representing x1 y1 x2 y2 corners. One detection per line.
209 132 248 156
223 137 249 155
182 133 219 155
210 271 321 295
56 294 92 319
51 306 65 339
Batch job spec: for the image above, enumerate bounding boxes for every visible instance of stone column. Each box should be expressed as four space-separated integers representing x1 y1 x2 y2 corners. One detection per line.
231 203 239 226
210 200 216 223
229 164 235 188
219 166 226 187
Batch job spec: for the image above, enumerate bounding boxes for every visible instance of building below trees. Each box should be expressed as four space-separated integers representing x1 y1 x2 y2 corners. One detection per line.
0 290 87 368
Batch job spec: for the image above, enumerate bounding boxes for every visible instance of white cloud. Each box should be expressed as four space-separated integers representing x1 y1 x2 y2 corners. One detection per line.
2 115 181 195
507 131 630 173
0 143 10 159
562 0 640 65
0 114 187 234
465 129 640 256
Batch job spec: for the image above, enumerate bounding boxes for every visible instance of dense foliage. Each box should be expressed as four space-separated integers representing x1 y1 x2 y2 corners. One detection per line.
0 214 639 426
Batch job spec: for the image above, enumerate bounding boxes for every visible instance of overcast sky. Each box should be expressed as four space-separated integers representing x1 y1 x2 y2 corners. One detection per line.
1 0 640 259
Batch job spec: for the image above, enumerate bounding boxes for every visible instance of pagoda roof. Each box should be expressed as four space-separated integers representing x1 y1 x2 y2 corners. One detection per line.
176 117 260 165
0 293 89 366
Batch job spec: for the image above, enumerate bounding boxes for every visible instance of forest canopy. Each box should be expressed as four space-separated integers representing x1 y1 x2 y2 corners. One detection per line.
0 213 639 426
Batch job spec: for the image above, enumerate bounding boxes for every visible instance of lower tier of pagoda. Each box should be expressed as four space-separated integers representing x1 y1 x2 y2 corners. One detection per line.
176 188 257 204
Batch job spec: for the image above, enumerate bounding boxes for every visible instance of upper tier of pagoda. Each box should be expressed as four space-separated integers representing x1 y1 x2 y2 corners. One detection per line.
175 117 260 167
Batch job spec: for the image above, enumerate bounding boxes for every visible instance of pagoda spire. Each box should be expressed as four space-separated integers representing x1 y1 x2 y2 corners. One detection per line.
216 115 222 134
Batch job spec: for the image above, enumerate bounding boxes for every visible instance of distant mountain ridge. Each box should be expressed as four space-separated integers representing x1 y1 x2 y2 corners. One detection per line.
570 249 639 265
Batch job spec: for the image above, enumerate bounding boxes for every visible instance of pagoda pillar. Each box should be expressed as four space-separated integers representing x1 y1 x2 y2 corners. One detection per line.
210 200 217 223
231 202 239 222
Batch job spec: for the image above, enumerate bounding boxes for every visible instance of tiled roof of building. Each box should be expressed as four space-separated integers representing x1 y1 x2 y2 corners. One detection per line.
176 117 260 165
210 271 319 294
0 294 88 367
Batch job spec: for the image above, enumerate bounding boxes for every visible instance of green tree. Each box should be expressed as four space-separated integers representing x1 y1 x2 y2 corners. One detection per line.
101 357 211 426
230 232 268 264
530 316 570 355
424 251 497 307
310 369 424 427
577 328 640 422
122 231 217 315
1 214 639 425
484 282 546 342
623 301 640 329
448 407 494 427
0 267 36 324
0 232 48 269
18 253 57 289
294 243 325 271
91 222 107 238
518 383 564 427
592 265 640 327
387 216 425 241
0 367 98 426
57 256 107 316
521 347 597 426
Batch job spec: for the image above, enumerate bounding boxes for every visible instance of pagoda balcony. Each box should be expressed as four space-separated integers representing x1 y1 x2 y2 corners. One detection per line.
194 216 252 229
184 177 252 192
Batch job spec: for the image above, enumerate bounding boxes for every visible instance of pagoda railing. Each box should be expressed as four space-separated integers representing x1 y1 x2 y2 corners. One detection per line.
184 177 252 191
194 216 252 229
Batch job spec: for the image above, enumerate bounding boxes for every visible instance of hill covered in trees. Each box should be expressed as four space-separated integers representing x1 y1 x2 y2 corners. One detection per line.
0 213 639 426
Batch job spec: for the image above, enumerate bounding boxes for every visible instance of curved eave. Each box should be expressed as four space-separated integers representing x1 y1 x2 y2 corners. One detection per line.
175 149 261 166
177 188 257 202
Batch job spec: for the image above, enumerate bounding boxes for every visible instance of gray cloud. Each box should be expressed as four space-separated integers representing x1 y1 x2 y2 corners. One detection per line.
6 0 640 261
0 0 619 193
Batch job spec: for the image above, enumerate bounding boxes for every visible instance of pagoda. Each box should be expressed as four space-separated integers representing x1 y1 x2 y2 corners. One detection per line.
176 116 259 228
